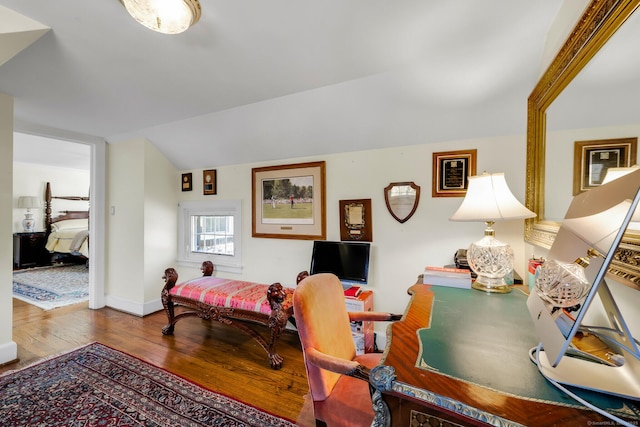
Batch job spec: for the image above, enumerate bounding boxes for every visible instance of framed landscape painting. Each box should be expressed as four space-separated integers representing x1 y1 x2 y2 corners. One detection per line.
252 161 326 240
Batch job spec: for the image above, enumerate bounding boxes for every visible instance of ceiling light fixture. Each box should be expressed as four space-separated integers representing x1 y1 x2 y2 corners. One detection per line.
120 0 201 34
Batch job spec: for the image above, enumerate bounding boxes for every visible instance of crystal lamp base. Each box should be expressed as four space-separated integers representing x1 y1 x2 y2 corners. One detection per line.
468 234 514 294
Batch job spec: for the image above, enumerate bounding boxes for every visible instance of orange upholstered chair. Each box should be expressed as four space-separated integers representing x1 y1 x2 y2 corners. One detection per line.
293 273 401 427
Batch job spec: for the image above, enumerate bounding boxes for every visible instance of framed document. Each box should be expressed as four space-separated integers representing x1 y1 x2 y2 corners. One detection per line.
573 137 637 195
203 169 217 195
432 149 477 197
340 199 372 241
181 173 192 192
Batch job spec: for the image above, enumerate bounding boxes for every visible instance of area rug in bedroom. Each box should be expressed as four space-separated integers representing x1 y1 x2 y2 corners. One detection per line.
12 264 89 310
0 342 296 427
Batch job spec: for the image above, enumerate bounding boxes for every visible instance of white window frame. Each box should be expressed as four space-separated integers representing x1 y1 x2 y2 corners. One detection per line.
177 200 242 274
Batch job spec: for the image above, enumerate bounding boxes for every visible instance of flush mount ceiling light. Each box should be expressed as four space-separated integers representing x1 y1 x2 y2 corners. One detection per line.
120 0 201 34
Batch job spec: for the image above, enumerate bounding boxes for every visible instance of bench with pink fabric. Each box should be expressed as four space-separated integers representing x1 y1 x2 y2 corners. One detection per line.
161 262 295 369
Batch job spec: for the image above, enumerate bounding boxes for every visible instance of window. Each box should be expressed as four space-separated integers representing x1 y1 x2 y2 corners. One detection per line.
178 200 242 273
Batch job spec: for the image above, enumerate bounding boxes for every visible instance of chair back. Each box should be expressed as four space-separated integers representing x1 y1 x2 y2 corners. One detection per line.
293 273 356 401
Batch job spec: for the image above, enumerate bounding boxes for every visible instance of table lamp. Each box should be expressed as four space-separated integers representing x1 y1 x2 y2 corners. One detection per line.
17 196 41 232
535 198 638 307
450 172 535 293
601 165 640 185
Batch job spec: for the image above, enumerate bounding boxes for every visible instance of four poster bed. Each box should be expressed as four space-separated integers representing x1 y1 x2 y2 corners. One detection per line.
44 182 90 263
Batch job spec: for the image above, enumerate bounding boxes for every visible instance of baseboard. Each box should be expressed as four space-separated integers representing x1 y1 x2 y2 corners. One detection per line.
0 340 18 365
104 295 163 317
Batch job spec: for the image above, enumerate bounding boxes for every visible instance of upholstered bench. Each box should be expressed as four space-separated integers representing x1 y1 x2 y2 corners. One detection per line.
161 261 295 369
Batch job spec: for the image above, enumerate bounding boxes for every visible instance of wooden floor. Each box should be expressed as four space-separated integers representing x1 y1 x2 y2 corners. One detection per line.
1 299 315 426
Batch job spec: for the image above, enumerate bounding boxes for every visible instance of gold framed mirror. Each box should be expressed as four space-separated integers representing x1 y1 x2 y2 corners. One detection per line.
525 0 640 286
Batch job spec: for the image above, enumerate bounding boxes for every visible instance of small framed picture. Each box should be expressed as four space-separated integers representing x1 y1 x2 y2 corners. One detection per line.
339 199 372 242
181 173 192 192
203 169 217 195
573 137 637 195
432 149 477 197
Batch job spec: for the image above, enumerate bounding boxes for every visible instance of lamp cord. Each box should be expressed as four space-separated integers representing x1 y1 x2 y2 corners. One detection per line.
529 343 634 427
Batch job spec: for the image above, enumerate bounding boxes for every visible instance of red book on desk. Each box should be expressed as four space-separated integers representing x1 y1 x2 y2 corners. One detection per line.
344 286 362 298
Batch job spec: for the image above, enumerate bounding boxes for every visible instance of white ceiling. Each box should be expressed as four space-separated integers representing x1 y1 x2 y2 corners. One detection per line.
2 1 567 170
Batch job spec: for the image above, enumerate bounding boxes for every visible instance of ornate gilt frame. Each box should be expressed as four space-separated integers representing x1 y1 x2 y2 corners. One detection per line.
525 0 640 286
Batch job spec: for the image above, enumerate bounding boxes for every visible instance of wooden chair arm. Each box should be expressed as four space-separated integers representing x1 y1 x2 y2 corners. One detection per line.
348 311 402 322
305 347 370 381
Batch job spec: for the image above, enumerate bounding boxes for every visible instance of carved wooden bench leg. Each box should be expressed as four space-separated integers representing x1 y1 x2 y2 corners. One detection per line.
161 268 178 335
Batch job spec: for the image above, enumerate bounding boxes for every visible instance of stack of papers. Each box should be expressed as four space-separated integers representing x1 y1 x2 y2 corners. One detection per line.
423 266 472 289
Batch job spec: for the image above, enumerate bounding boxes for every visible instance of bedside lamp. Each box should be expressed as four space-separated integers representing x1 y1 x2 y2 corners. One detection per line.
17 196 41 232
450 172 535 293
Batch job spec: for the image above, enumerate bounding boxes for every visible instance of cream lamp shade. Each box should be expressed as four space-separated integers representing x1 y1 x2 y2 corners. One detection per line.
450 173 536 222
563 200 637 255
450 172 536 293
17 196 41 232
17 196 41 210
601 165 640 185
120 0 201 34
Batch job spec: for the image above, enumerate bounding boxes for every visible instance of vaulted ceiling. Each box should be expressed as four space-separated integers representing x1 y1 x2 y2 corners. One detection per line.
3 1 566 170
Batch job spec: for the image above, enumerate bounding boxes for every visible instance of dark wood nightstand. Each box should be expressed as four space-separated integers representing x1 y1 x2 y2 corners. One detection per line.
13 232 51 269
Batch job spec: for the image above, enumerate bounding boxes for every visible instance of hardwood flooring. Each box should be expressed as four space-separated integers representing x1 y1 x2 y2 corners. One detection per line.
2 299 315 425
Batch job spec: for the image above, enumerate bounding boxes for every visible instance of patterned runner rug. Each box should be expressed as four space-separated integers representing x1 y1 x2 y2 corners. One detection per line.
0 342 296 427
12 264 89 310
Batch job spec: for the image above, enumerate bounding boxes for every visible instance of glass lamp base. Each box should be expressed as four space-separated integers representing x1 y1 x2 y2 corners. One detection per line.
472 275 511 293
468 233 514 294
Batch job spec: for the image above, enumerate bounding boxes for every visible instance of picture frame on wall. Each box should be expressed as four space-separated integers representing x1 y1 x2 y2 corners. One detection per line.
432 149 477 197
203 169 217 195
182 173 192 192
252 161 326 240
339 199 372 241
573 137 637 195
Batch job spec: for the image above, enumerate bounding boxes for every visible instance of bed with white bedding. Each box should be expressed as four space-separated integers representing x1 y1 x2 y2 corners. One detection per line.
45 218 89 258
44 182 90 263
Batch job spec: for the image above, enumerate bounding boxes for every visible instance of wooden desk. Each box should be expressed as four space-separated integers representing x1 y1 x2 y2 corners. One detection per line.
370 281 640 426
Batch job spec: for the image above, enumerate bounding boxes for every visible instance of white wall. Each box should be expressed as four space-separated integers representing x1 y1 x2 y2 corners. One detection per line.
173 134 529 342
106 139 146 310
142 140 178 304
0 93 17 364
105 138 178 315
12 162 89 233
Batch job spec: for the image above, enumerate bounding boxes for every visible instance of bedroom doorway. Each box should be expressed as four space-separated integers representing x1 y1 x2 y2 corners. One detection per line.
13 130 106 309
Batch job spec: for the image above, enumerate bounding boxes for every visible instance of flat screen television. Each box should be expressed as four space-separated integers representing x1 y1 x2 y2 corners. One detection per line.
309 240 371 287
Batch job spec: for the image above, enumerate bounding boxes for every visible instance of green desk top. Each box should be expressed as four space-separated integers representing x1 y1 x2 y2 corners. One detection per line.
416 285 640 419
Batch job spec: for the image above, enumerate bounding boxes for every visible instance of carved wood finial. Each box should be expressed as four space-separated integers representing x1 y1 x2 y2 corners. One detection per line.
201 261 214 276
162 268 178 291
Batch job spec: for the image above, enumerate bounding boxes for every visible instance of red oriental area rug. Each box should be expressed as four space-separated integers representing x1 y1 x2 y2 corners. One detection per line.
0 342 295 427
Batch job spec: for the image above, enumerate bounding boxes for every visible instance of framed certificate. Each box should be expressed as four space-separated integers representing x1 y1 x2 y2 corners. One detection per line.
432 149 477 197
573 137 637 195
181 173 192 192
339 199 372 241
203 169 217 195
